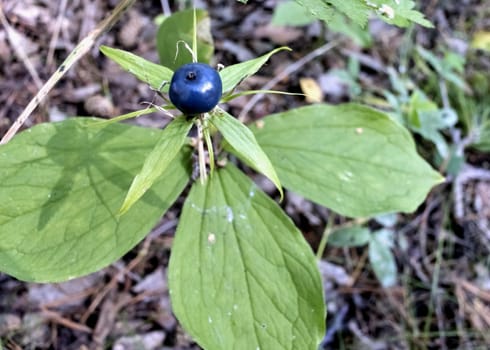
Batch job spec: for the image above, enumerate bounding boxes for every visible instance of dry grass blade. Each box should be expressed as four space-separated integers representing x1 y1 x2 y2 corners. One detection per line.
455 278 490 342
46 0 69 68
0 6 43 89
0 0 137 145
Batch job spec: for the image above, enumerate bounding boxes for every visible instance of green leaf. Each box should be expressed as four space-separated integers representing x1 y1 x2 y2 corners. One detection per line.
466 102 490 152
252 104 444 217
474 120 490 152
369 229 397 287
219 47 291 94
210 108 283 198
156 9 213 71
327 14 373 48
294 0 334 23
294 0 370 26
328 226 371 247
327 0 369 27
271 1 316 26
293 0 432 28
100 46 173 92
407 90 457 158
369 0 433 28
407 90 439 129
416 46 466 90
168 164 325 349
0 119 191 282
395 1 433 28
120 116 193 215
374 213 398 227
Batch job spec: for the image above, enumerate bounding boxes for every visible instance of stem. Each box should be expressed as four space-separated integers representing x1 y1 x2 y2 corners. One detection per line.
316 213 335 260
196 117 207 184
202 117 215 175
192 8 197 63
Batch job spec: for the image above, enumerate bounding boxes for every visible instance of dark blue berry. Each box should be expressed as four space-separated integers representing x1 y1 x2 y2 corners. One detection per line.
169 63 222 115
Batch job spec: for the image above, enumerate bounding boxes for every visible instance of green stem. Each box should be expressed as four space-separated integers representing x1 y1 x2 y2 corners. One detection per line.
192 8 197 63
196 117 207 184
316 213 335 260
202 117 215 175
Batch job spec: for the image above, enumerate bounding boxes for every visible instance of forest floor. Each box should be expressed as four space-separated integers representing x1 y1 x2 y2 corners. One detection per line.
1 0 490 349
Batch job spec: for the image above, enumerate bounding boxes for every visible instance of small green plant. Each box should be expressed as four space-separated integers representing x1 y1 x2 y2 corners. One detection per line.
0 7 442 350
326 219 398 287
377 42 470 177
383 68 459 159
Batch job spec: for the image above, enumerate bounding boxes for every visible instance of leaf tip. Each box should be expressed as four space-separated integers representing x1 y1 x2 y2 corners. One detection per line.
99 45 110 54
278 186 284 202
436 174 446 185
118 200 132 217
277 46 292 53
118 187 142 216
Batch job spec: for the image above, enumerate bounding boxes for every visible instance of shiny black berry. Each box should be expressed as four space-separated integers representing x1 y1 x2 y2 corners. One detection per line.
169 63 222 115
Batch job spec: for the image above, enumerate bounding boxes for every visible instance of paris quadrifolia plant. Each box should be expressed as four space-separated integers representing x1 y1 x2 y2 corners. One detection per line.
0 5 441 350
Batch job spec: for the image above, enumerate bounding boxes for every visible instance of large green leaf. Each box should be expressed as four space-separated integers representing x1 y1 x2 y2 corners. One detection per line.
100 46 173 92
210 108 283 198
119 116 193 214
0 119 191 282
156 9 213 71
168 165 325 350
252 104 444 217
219 47 290 94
